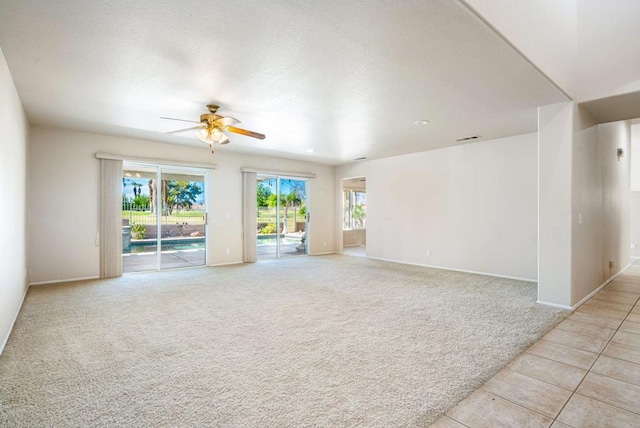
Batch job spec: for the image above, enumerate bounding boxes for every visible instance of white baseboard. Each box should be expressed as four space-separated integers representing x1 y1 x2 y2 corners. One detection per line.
0 285 29 356
208 261 244 267
310 252 336 256
570 262 633 310
367 256 536 283
30 275 100 286
535 300 573 310
538 262 634 311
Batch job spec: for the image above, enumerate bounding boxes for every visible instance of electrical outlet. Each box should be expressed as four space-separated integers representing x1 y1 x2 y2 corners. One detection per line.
609 260 615 269
578 213 582 224
632 243 637 250
225 248 231 255
323 241 327 246
426 250 431 256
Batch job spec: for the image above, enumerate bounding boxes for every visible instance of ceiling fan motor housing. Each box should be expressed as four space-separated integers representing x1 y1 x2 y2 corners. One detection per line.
200 113 224 124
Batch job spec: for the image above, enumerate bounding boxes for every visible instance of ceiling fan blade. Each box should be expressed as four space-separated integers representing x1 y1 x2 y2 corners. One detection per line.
213 116 240 127
219 134 230 145
227 126 266 140
165 125 204 135
160 117 202 124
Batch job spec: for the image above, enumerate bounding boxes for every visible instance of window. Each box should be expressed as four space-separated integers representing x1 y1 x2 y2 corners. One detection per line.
343 190 366 229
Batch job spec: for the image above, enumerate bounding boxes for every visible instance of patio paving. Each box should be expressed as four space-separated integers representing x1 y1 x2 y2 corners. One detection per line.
123 240 306 272
257 242 306 260
123 249 205 273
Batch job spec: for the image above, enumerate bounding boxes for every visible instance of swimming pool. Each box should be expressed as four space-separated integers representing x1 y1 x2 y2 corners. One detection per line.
257 236 303 245
124 238 205 254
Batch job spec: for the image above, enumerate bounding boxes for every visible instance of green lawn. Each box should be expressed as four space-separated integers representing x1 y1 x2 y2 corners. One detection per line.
122 210 205 225
257 207 306 222
123 207 307 226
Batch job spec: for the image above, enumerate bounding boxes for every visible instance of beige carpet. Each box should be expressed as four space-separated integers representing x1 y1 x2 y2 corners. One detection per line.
0 255 568 427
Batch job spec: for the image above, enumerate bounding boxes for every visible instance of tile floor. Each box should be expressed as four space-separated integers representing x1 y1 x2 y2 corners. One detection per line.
432 264 640 428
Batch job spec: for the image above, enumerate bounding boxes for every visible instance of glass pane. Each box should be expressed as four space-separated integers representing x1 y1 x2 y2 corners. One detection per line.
279 178 307 257
343 190 351 229
122 166 157 273
159 169 206 269
353 191 366 229
257 176 278 260
257 176 307 259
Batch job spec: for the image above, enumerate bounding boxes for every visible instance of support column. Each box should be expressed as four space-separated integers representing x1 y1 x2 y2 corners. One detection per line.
538 102 574 307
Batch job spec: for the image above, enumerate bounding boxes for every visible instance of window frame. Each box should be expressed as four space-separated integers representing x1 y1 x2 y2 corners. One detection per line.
343 189 366 230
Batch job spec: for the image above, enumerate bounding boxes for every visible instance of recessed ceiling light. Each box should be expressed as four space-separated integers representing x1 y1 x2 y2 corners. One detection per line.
414 120 430 126
306 149 314 153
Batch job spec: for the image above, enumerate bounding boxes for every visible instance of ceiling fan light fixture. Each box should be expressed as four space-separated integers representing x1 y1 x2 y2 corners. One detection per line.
196 127 210 143
211 128 224 141
197 126 227 145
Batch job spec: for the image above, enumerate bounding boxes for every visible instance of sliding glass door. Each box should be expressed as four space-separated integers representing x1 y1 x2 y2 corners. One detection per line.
159 169 206 269
256 175 308 260
122 165 157 273
122 163 207 272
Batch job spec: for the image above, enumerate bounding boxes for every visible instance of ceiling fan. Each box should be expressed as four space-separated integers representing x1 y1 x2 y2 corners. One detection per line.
161 105 265 153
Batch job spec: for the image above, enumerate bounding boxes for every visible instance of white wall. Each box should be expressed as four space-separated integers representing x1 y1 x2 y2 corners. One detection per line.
631 124 640 191
577 1 640 102
343 229 365 247
629 124 640 258
539 101 631 307
571 105 603 304
0 48 29 352
538 102 574 306
28 126 335 284
598 121 631 278
466 1 640 104
463 0 577 98
336 133 538 280
630 192 640 258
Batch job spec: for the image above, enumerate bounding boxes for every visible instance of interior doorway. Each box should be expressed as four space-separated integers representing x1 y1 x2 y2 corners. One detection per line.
342 177 367 257
256 175 308 260
122 162 208 272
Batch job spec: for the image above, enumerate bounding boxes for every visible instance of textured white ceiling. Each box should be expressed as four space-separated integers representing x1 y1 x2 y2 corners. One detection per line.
0 0 567 164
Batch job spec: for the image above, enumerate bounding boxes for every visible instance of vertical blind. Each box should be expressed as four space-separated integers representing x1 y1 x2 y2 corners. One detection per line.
99 158 123 278
242 172 257 262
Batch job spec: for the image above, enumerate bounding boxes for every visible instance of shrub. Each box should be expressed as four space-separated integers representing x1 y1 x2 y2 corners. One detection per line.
260 223 277 234
131 223 146 239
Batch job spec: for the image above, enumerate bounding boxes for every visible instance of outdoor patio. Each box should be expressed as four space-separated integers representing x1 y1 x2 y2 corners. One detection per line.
123 249 205 272
257 241 306 259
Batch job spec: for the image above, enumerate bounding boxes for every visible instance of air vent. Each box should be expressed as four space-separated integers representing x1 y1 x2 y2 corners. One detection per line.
353 157 367 161
456 135 481 142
